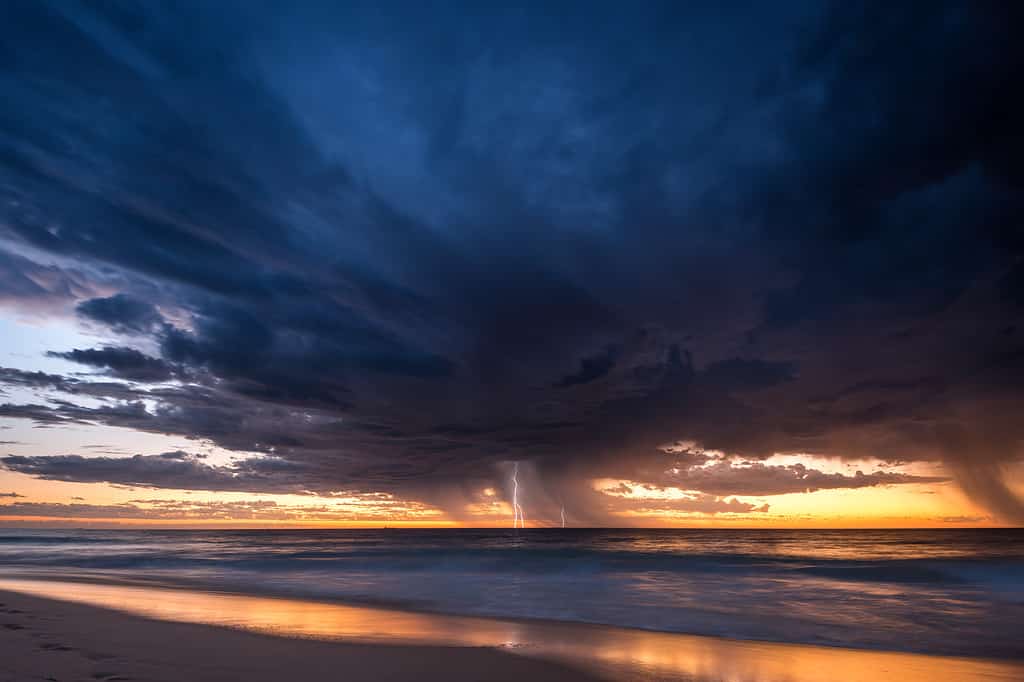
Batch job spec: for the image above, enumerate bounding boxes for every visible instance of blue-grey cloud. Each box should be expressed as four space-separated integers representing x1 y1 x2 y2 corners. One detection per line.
0 1 1021 522
1 452 314 494
48 347 176 382
555 345 620 388
76 294 163 334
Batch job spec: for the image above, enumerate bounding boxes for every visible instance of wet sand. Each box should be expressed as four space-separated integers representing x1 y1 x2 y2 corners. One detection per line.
2 579 1023 681
0 588 598 682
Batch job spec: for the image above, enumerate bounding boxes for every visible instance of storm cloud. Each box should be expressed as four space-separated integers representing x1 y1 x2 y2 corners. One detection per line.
0 1 1022 523
76 294 164 335
0 497 431 522
48 347 177 382
647 459 947 498
1 452 314 495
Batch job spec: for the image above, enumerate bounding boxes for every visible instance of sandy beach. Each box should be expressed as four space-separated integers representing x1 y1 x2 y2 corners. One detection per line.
0 588 599 682
3 579 1024 682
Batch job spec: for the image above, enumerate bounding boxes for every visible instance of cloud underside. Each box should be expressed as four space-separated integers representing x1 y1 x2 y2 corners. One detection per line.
0 2 1022 523
0 450 945 523
0 499 439 522
0 451 945 499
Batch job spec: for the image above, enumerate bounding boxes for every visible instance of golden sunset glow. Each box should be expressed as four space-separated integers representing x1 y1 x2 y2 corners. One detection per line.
1 578 1020 682
0 453 999 528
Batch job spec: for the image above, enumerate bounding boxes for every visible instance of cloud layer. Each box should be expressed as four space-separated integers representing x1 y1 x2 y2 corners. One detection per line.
1 1 1022 523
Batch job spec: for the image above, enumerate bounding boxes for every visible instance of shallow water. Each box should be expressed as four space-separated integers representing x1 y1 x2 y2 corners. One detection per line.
1 528 1022 658
2 577 1022 682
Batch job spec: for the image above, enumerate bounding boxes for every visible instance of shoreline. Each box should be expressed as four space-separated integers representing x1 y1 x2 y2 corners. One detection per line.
0 588 600 682
3 579 1024 681
5 567 1024 662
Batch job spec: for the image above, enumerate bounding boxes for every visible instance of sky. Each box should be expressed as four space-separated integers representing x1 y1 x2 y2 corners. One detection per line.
0 1 1022 528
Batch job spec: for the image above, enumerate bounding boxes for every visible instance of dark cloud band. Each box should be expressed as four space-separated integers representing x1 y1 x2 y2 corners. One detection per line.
0 1 1021 523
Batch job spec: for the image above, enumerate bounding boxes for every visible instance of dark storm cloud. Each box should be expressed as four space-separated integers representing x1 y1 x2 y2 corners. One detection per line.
652 459 946 497
0 496 431 521
555 345 620 388
76 294 163 334
0 1 1022 522
0 367 76 392
699 358 796 392
0 500 283 520
1 452 314 494
0 403 83 426
48 347 176 382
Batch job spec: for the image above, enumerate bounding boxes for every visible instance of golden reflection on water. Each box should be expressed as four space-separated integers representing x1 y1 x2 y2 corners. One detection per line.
1 578 1020 682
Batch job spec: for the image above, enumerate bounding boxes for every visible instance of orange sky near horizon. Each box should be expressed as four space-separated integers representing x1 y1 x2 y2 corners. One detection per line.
0 392 1015 529
0 460 1004 529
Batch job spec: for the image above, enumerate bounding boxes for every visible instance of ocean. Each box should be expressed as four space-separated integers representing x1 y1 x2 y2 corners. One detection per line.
1 528 1022 660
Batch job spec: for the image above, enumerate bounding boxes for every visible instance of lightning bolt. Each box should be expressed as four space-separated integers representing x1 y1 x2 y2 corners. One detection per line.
512 462 525 529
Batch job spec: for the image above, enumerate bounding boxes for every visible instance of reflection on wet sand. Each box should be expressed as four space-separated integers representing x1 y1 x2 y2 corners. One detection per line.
1 578 1020 682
